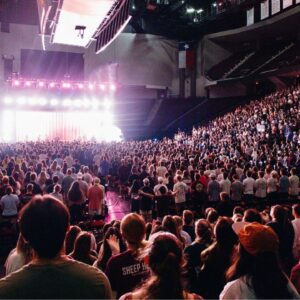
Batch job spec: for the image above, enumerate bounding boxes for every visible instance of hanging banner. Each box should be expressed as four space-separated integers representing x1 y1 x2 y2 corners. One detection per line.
283 0 293 8
260 0 269 20
247 7 254 26
271 0 280 14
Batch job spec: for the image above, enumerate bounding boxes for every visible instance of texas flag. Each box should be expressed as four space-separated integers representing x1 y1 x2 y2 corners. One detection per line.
178 42 196 69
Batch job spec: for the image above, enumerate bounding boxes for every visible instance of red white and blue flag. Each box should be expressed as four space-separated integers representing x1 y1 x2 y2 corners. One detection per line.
178 42 196 69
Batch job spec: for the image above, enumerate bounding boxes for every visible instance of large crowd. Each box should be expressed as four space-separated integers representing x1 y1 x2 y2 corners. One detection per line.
0 84 300 298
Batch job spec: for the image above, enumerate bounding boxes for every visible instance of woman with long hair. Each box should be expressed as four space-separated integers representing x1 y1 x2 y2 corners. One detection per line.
94 227 126 271
67 181 85 224
184 219 213 293
198 217 238 298
220 222 299 299
69 231 97 265
120 232 202 300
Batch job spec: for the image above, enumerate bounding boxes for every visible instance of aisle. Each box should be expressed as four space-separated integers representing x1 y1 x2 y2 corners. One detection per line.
105 191 131 222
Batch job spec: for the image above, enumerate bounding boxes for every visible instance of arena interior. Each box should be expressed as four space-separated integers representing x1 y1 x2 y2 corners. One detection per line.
0 0 300 298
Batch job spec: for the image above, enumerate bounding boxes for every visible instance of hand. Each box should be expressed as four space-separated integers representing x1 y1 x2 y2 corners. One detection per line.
107 234 120 255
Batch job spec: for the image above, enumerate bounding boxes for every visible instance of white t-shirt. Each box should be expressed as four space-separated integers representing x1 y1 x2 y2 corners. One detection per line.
5 249 25 275
173 182 188 203
220 276 299 299
243 177 255 195
255 178 267 198
0 194 19 216
220 179 231 195
156 166 168 178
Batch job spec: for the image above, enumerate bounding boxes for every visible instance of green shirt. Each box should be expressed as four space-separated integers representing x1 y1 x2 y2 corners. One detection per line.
0 259 112 299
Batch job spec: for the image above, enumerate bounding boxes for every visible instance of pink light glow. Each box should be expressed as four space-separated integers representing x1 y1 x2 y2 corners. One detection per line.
49 82 56 88
13 80 20 86
88 84 94 90
25 81 31 87
100 84 106 91
38 81 45 87
77 83 84 89
62 82 71 88
109 84 116 92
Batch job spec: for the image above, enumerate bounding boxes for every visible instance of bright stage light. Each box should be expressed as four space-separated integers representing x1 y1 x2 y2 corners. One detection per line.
38 98 47 106
50 99 59 106
77 83 84 89
62 99 72 107
3 110 123 142
62 82 71 89
88 84 94 90
17 97 26 106
38 81 45 87
99 84 106 91
91 98 100 109
13 80 20 86
82 99 91 108
3 97 13 105
29 98 38 106
103 98 112 110
74 99 83 108
25 81 31 87
49 82 56 88
109 84 116 92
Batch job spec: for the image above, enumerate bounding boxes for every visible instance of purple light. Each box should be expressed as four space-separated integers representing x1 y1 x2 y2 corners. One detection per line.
38 81 45 87
25 81 31 87
49 82 55 88
13 80 20 86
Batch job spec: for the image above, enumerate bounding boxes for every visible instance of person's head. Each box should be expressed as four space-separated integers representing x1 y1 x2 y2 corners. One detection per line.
121 213 146 251
233 206 244 216
65 225 81 255
172 215 183 231
26 183 33 194
157 177 164 184
291 167 297 176
158 185 167 195
19 195 70 259
162 215 179 237
258 170 264 178
53 184 61 193
94 177 101 185
30 172 37 182
183 210 193 226
67 168 72 176
227 222 291 299
195 219 212 244
246 170 252 178
139 233 184 299
52 175 59 184
270 205 288 224
293 204 300 219
143 178 150 187
243 208 262 223
214 217 237 247
207 209 219 224
71 231 93 260
5 185 13 195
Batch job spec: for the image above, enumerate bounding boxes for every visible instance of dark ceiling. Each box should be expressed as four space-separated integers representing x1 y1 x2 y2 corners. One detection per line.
0 0 250 41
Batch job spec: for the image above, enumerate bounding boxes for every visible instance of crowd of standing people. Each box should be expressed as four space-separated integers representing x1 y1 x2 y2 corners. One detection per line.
0 84 300 298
